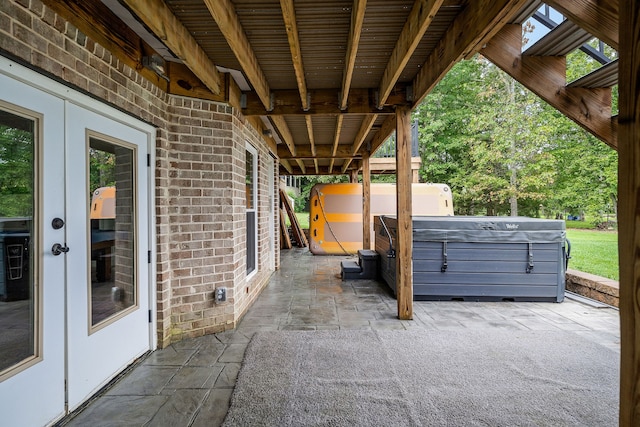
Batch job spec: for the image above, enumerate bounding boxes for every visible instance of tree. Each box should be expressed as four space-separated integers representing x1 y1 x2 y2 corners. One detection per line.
0 124 34 217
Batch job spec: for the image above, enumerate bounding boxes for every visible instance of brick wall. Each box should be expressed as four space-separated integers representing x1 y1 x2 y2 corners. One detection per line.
2 0 278 348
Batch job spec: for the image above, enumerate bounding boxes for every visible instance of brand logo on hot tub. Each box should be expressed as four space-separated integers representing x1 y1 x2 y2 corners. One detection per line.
505 223 519 230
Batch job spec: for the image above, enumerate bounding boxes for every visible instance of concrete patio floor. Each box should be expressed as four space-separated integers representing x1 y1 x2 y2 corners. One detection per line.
59 248 621 426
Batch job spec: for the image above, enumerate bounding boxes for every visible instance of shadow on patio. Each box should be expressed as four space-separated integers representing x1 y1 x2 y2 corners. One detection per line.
60 248 620 426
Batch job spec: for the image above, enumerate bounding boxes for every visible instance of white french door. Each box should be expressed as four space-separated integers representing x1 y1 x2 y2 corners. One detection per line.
0 58 154 425
64 103 151 411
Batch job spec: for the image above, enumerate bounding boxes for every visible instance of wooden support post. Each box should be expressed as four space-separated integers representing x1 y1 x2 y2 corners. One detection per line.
362 155 371 249
618 0 640 423
395 106 413 320
349 169 358 183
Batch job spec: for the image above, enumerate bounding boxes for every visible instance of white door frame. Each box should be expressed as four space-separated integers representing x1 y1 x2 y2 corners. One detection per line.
0 55 157 423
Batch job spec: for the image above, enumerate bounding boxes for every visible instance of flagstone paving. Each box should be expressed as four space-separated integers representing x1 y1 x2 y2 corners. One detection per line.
58 248 620 426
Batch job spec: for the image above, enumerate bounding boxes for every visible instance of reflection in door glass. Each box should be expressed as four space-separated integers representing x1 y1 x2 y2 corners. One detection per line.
0 108 36 374
89 138 136 326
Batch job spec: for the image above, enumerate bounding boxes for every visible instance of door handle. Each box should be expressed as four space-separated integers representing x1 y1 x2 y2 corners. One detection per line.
51 243 70 255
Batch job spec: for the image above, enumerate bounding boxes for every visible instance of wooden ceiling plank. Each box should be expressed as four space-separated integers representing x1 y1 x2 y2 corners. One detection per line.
482 24 616 149
377 0 445 108
270 116 297 156
204 0 271 109
351 115 378 155
280 0 309 111
544 0 618 50
413 0 529 105
120 0 223 95
340 0 368 110
328 116 344 173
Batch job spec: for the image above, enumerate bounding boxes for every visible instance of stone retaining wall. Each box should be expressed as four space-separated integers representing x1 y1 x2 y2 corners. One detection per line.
565 269 619 308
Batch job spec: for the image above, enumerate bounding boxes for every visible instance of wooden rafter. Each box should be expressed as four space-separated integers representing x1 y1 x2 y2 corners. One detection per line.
280 0 309 111
270 116 298 156
119 0 223 95
544 0 618 50
412 0 529 106
482 24 617 149
204 0 271 109
377 0 445 108
305 116 319 173
328 116 344 173
340 0 367 110
280 159 293 174
341 114 378 173
369 115 397 155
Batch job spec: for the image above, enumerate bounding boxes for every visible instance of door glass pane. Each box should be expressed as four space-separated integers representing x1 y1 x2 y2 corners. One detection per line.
89 137 136 326
0 109 37 374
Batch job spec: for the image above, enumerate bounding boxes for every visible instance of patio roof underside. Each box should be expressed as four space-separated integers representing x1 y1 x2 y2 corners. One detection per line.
47 0 618 177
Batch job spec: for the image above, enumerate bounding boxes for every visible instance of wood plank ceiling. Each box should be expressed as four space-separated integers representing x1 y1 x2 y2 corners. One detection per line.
46 0 618 175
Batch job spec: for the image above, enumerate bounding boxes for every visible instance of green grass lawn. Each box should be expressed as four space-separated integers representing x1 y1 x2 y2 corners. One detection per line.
565 228 618 280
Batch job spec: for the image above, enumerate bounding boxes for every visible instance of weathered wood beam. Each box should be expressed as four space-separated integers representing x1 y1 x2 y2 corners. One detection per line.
305 116 319 173
278 145 358 159
482 24 616 149
295 159 307 174
395 106 413 320
204 0 271 109
544 0 618 50
413 0 529 106
341 114 378 173
120 0 223 95
280 0 309 111
328 116 344 173
618 0 640 424
340 0 367 110
270 116 297 156
377 0 444 108
362 155 371 249
241 88 401 116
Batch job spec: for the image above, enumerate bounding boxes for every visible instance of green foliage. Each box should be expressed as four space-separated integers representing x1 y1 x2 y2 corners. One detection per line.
0 124 34 217
566 229 618 280
414 54 617 220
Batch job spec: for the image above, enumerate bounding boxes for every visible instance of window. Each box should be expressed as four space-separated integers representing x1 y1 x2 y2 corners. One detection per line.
246 144 257 275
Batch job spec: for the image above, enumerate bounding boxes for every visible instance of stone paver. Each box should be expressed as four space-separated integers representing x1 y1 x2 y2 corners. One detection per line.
58 248 620 426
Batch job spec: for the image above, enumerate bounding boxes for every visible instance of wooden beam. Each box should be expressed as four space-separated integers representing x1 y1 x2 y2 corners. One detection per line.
340 0 367 110
395 106 413 320
280 0 309 110
362 155 371 249
204 0 271 109
377 0 445 108
270 116 297 156
618 0 640 424
341 114 378 173
369 115 397 155
241 88 400 116
544 0 618 50
280 159 293 174
328 116 344 173
295 159 307 174
305 116 319 173
482 24 617 149
412 0 529 106
278 145 359 159
120 0 223 95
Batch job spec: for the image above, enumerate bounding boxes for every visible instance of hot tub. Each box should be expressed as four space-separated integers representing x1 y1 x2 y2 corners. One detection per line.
375 216 568 302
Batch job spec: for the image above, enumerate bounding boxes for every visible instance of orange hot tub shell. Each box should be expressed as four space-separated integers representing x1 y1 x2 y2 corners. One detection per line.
308 183 453 255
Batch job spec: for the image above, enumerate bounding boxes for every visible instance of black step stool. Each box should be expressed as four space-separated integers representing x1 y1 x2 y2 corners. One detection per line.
341 249 380 280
